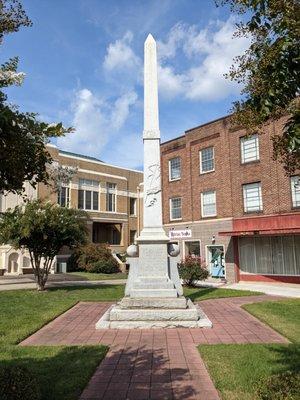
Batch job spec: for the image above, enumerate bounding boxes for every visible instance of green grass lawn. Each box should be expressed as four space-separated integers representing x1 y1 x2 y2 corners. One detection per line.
199 298 300 400
0 285 125 400
184 287 261 301
243 299 300 343
68 271 128 280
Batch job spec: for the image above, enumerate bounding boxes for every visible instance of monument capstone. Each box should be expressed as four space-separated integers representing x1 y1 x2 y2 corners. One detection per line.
95 34 212 329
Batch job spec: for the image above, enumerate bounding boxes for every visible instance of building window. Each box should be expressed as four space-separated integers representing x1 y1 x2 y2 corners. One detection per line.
239 235 300 276
130 230 137 244
106 182 116 212
170 197 182 220
200 147 214 174
184 241 201 257
130 197 137 215
78 178 99 188
201 190 216 217
93 192 99 211
240 134 259 163
57 186 70 207
78 179 99 211
243 182 262 212
78 189 99 210
291 176 300 208
169 157 181 181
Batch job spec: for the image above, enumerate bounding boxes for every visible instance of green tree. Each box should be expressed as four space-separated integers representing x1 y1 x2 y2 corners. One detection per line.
0 0 72 194
0 200 88 290
218 0 300 174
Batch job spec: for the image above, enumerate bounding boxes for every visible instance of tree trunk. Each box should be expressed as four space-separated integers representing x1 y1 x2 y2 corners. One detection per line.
36 273 46 291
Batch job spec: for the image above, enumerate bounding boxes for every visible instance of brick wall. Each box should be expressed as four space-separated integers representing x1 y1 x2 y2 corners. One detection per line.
161 115 299 223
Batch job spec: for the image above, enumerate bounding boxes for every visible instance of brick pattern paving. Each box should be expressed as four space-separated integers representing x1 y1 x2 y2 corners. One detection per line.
21 295 288 400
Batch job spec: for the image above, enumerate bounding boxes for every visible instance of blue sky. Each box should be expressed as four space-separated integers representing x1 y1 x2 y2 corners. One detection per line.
1 0 250 170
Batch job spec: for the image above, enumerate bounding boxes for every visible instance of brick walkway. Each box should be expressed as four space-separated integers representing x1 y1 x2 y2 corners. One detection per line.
21 295 288 400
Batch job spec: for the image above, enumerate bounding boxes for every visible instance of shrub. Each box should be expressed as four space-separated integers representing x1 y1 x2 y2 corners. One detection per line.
256 371 300 400
66 251 79 272
178 256 209 287
0 365 40 400
86 260 120 274
76 243 120 274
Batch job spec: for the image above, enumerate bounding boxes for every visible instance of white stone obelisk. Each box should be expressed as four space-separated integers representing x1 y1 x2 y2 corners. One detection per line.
139 34 169 242
95 34 212 328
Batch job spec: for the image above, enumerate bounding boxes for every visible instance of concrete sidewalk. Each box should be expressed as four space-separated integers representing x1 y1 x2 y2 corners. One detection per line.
0 279 127 291
226 281 300 298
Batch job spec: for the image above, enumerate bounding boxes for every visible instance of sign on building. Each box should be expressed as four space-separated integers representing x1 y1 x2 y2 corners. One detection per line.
169 229 192 239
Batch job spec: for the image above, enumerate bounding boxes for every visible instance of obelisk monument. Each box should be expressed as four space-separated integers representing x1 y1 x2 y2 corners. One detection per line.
95 34 212 328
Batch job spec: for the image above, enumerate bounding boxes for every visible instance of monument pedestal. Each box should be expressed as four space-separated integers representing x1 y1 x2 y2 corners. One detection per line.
95 297 212 329
95 241 212 329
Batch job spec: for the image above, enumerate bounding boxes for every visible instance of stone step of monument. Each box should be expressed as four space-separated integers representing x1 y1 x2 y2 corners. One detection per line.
130 288 178 298
107 319 212 328
118 297 188 309
131 282 175 290
109 306 199 321
95 301 213 329
133 277 174 285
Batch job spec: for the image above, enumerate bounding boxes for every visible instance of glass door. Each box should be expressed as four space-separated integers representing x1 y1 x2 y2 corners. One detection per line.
207 245 225 278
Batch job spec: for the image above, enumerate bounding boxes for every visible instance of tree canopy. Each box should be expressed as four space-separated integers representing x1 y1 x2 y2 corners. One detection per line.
0 200 88 290
218 0 300 174
0 0 72 194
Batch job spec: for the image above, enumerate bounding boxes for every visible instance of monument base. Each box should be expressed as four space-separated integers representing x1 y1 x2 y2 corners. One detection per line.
95 297 212 329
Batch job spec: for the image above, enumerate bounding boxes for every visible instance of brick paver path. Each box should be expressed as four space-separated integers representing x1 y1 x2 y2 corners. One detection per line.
21 295 288 400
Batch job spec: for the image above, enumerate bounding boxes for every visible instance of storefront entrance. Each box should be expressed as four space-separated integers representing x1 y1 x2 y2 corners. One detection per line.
207 245 225 278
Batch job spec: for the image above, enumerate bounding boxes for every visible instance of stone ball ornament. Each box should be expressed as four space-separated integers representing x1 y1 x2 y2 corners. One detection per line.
126 244 138 257
168 243 180 257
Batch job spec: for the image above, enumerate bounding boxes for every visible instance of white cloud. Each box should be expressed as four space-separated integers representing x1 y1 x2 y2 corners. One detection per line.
58 18 250 168
111 91 138 130
57 88 138 158
157 64 185 98
103 31 140 71
157 17 250 101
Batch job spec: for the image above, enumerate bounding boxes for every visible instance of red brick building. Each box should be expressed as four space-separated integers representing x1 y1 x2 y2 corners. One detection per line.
161 115 300 283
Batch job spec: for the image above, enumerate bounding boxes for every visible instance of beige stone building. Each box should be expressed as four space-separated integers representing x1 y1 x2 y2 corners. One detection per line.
0 144 143 275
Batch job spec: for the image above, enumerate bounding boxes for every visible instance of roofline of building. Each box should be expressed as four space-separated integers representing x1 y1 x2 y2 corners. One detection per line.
59 149 104 163
58 151 143 174
161 113 232 146
46 145 143 175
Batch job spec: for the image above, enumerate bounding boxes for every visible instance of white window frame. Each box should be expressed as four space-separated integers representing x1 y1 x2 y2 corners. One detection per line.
201 190 217 218
57 186 70 208
291 176 300 208
200 147 215 174
169 197 182 221
169 157 181 181
106 182 117 212
78 189 99 211
240 134 259 164
243 182 263 213
183 240 201 259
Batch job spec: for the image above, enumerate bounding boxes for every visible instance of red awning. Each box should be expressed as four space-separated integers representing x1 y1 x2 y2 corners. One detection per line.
219 227 300 236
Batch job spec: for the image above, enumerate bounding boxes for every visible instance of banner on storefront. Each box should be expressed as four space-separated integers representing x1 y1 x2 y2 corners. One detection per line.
169 229 192 239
